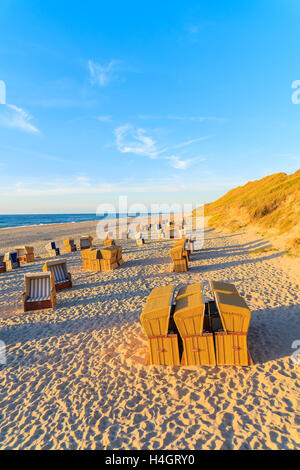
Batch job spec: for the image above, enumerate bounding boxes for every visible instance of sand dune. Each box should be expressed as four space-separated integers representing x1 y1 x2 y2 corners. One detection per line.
0 222 299 449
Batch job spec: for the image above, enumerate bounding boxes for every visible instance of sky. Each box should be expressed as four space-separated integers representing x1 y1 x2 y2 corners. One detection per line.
0 0 300 214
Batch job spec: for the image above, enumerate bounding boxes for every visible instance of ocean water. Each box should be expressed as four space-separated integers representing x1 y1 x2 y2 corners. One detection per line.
0 213 139 230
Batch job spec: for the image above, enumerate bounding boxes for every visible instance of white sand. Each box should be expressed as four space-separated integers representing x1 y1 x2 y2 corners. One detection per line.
0 221 299 449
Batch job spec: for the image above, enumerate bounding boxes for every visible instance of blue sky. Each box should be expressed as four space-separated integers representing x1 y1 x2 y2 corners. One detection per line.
0 0 300 214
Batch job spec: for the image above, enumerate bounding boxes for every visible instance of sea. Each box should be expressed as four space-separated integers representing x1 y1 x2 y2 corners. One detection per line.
0 213 141 230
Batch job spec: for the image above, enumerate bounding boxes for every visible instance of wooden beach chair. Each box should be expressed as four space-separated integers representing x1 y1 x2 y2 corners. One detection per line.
212 291 252 366
169 246 188 272
174 292 216 366
43 259 72 291
23 272 56 312
80 235 93 250
82 248 102 271
15 246 35 263
115 245 124 266
140 285 180 366
100 247 119 271
45 241 60 257
63 238 77 253
0 254 6 273
3 251 20 271
104 237 115 247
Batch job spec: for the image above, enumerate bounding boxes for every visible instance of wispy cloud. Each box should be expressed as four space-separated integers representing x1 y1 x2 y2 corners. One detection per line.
138 115 224 122
0 174 242 198
0 104 39 133
97 115 113 123
115 124 159 159
114 123 209 169
88 59 121 87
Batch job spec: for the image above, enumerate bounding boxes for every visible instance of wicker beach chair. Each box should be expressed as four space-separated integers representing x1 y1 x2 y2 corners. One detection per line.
23 272 56 312
3 251 20 271
99 246 119 271
212 290 252 366
64 238 77 253
15 246 35 263
81 248 101 271
43 259 72 291
0 254 6 273
140 285 180 366
80 235 93 250
174 292 216 366
104 237 115 247
45 241 60 257
169 246 188 272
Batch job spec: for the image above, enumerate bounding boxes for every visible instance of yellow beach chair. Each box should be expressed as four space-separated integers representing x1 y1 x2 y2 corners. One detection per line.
64 238 77 253
100 247 119 271
43 259 72 291
174 293 216 366
140 286 180 366
0 254 6 273
3 251 20 271
169 246 188 272
213 291 252 366
15 246 35 263
45 241 60 257
80 235 93 250
23 272 56 312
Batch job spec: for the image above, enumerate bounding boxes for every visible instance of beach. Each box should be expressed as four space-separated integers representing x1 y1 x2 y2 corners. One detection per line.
0 220 299 450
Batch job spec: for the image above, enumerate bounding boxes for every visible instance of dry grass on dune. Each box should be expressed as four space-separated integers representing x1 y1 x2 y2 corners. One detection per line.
195 170 300 255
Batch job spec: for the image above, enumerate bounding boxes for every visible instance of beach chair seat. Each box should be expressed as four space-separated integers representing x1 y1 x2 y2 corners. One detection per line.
141 286 180 366
213 291 252 366
23 272 56 311
43 259 72 291
3 251 20 271
15 246 35 263
45 241 60 257
174 293 216 366
80 235 93 250
64 238 77 253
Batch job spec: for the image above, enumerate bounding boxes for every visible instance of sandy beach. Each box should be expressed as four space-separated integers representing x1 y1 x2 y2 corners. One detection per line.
0 220 299 450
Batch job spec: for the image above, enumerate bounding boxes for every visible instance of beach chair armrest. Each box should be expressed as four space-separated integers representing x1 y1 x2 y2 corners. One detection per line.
68 272 72 281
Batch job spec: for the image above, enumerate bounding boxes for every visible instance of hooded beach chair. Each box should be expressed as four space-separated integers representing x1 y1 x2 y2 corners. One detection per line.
23 272 56 312
169 246 188 272
15 246 35 263
140 285 180 366
135 232 145 246
212 290 252 366
0 254 6 273
43 259 72 291
99 246 119 271
3 251 20 271
104 236 115 247
64 238 77 253
80 235 93 250
81 248 101 271
45 241 60 257
174 292 216 366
